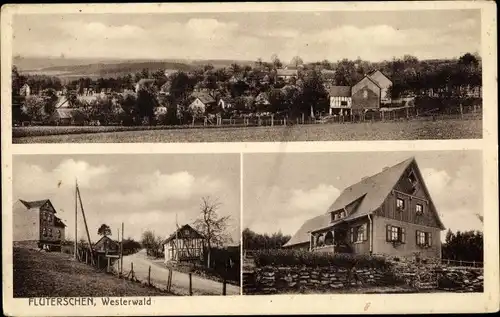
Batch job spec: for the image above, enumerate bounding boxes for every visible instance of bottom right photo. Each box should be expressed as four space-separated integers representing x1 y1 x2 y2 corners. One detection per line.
242 150 484 295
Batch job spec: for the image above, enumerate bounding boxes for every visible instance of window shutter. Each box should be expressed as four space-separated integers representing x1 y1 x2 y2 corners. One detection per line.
363 223 368 241
386 225 391 241
350 227 354 243
416 230 419 246
401 227 406 243
427 232 432 246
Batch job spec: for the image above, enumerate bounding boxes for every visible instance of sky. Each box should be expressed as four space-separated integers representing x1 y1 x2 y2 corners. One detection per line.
243 151 483 241
12 9 481 62
13 154 240 244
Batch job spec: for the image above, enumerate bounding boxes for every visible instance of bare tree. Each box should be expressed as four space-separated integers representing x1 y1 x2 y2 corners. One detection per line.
194 196 231 268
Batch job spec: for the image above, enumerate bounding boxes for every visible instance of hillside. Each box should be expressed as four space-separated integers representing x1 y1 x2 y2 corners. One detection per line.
13 56 257 81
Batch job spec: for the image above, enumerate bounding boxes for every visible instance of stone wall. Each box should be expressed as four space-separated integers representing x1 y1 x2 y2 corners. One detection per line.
388 258 483 292
243 259 484 294
243 265 396 294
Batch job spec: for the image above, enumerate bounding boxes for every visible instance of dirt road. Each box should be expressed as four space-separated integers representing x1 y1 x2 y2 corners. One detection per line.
116 250 240 296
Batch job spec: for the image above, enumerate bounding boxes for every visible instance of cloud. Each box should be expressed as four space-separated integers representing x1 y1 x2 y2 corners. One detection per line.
247 184 340 235
288 184 341 211
61 21 146 39
103 170 225 208
422 166 483 237
14 159 110 198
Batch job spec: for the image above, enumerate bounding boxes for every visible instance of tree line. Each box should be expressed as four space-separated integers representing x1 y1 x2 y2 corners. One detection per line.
242 227 292 250
12 52 481 126
442 229 483 263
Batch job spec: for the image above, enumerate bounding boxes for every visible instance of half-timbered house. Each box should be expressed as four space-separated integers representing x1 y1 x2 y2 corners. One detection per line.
163 224 205 263
283 158 445 259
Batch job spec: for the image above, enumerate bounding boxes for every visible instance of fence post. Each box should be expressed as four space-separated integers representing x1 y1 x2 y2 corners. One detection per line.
271 114 274 126
284 117 286 126
189 273 193 296
459 260 462 267
302 113 305 124
460 103 464 120
473 261 476 267
222 278 227 296
148 265 151 286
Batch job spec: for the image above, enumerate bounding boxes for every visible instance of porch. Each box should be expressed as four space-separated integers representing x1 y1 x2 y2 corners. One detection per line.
309 223 351 253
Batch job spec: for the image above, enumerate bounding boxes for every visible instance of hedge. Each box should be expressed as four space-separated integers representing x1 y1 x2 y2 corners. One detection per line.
252 249 390 269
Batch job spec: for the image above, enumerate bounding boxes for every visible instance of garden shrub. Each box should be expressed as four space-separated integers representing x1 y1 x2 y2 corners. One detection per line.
252 249 390 270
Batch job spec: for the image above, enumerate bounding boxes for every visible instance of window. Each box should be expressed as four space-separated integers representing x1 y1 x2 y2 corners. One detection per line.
57 230 62 238
350 224 368 243
396 198 405 211
42 227 47 237
416 230 432 247
363 90 368 99
340 211 346 218
340 101 348 106
416 204 423 215
48 228 53 237
386 225 406 243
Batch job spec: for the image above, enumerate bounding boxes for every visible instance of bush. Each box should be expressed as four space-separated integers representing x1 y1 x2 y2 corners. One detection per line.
252 249 390 269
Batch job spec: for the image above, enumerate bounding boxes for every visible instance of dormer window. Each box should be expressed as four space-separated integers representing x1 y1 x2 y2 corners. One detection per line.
340 211 346 218
396 198 405 211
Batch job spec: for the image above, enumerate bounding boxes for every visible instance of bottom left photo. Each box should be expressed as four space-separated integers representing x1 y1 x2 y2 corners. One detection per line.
12 153 241 297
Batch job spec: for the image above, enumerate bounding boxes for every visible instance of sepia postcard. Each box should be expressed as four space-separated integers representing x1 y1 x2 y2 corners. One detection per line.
1 1 498 316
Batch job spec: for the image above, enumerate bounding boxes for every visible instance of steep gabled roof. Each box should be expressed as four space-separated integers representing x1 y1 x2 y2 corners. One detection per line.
163 224 205 244
93 235 119 249
367 70 392 88
19 199 50 209
283 158 415 248
326 158 414 218
19 199 57 213
328 86 351 97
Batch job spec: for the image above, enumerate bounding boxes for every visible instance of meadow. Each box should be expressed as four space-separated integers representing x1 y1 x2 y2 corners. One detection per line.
12 119 482 143
13 247 171 297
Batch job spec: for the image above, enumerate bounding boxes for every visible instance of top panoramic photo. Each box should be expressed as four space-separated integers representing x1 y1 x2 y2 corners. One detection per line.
10 9 483 143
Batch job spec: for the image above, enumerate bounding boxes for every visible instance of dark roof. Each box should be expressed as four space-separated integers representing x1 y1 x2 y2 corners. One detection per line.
328 86 351 97
163 224 205 244
93 235 119 249
283 157 417 248
54 216 66 228
19 199 50 209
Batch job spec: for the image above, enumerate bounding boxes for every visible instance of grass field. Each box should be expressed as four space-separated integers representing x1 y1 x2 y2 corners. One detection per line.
13 247 171 298
12 119 482 143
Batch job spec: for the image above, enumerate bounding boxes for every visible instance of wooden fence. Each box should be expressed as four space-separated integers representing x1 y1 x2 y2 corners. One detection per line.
441 259 483 268
121 261 230 296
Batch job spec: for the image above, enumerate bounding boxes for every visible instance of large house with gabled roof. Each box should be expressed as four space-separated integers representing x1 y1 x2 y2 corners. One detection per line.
283 157 445 259
13 199 66 251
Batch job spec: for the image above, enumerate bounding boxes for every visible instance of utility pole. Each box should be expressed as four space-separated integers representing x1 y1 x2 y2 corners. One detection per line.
76 182 94 266
120 222 124 275
74 178 78 259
